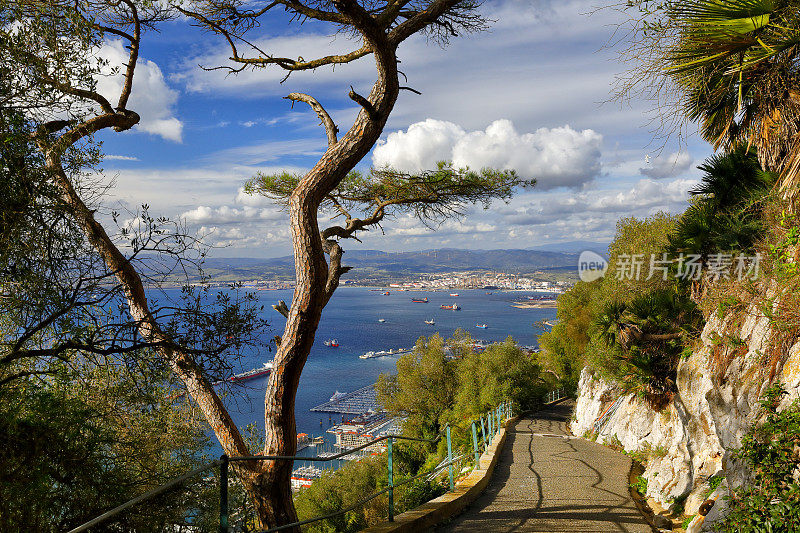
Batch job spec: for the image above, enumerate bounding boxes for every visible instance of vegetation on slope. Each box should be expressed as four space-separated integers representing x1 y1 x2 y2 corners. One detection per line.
539 148 772 409
291 332 548 532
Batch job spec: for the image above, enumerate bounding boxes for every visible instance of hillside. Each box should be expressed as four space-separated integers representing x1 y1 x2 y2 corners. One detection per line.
199 248 581 283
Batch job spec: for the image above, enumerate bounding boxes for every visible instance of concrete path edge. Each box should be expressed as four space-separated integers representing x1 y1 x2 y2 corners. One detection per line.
361 416 517 533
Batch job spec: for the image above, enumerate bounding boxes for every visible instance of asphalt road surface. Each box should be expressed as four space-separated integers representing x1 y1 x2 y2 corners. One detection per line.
434 400 652 532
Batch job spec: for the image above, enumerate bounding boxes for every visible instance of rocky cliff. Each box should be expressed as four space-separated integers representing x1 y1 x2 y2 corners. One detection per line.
572 308 800 530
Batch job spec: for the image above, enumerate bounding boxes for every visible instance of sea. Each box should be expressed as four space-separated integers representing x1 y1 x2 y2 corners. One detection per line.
179 286 557 458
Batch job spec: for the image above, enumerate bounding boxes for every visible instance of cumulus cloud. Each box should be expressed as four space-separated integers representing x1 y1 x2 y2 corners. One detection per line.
95 40 183 142
196 225 290 249
504 177 698 228
235 186 274 207
372 119 602 190
181 205 283 224
639 152 693 179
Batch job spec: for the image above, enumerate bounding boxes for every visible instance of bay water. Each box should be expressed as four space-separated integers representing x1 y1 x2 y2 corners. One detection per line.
212 287 557 449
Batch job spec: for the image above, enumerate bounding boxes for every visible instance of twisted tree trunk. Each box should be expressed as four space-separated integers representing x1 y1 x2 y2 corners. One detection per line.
253 43 399 529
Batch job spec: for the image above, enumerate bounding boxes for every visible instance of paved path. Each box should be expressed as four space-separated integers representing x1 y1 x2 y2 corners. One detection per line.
434 400 652 532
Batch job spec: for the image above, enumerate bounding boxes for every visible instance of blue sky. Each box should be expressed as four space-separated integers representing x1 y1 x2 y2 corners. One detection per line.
93 0 712 258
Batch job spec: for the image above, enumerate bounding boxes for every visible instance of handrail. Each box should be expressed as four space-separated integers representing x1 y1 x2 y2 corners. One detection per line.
261 448 463 532
229 433 439 464
67 400 515 533
66 460 221 533
545 387 566 404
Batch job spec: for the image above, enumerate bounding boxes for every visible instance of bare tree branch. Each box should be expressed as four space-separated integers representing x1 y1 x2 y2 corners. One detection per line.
284 93 338 147
348 85 378 120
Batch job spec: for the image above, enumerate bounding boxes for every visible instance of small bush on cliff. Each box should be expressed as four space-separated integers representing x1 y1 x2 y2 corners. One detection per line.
716 385 800 532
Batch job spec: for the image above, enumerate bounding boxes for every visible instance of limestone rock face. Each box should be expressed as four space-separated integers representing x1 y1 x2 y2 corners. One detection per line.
573 310 800 530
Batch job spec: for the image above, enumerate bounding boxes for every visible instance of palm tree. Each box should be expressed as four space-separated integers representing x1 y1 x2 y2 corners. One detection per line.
668 146 775 264
666 0 800 194
690 145 775 208
592 290 701 409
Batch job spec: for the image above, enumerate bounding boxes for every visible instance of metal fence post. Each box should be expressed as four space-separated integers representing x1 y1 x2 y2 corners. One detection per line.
388 436 394 522
480 416 487 450
471 421 480 470
446 425 454 492
219 454 229 533
488 411 493 440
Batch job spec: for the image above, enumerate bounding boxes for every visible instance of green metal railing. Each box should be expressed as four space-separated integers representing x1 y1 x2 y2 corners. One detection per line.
67 400 514 533
545 388 566 404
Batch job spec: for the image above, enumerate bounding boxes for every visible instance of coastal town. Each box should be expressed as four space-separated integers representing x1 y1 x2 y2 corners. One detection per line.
232 271 572 293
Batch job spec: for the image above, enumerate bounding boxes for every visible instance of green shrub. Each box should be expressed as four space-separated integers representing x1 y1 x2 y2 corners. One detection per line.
715 385 800 532
631 475 648 495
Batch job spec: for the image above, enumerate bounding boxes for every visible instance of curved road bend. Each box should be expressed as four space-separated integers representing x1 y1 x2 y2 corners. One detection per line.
434 400 652 533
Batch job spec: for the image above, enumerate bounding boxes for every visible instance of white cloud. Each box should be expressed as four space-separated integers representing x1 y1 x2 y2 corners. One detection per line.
95 40 183 142
372 119 466 172
639 152 694 179
503 177 698 228
181 205 283 224
235 186 273 207
104 154 139 161
372 119 602 190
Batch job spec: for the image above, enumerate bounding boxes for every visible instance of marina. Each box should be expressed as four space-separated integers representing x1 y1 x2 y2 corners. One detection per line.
309 384 381 414
217 287 556 475
359 347 411 359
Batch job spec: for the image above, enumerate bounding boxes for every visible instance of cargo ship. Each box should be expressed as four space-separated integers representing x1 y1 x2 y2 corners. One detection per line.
230 361 274 382
411 297 429 303
440 302 460 310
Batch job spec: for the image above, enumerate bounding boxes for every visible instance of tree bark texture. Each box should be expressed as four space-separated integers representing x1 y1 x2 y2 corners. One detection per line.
256 41 400 530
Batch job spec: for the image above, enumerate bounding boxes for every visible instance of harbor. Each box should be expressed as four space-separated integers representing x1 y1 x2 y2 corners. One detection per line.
310 384 380 415
221 287 555 490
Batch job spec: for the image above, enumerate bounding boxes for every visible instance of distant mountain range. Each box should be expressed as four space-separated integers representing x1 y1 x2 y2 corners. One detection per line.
199 246 606 282
528 240 609 254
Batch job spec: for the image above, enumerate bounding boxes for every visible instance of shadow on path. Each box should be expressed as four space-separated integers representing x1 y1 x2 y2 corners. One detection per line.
433 401 652 533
